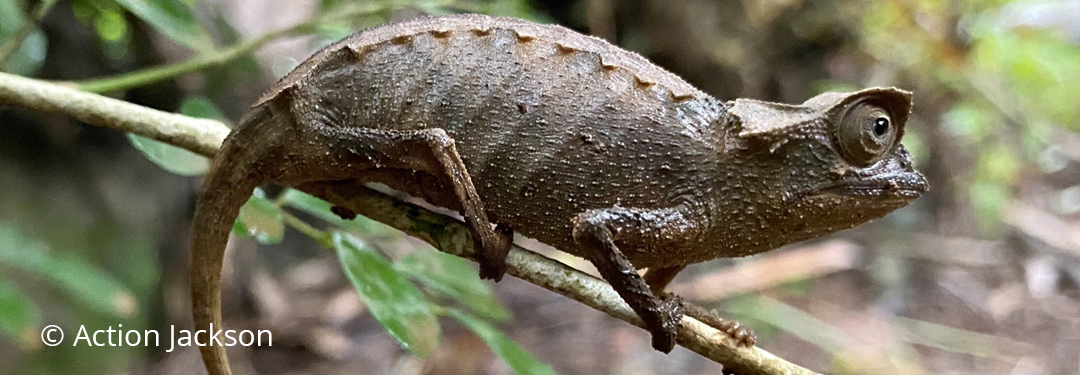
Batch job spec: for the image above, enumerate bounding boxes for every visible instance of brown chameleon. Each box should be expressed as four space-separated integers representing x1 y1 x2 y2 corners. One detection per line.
190 13 927 374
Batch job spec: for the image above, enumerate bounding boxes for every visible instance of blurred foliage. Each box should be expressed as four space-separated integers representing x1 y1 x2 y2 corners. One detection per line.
109 0 214 51
123 96 218 175
0 222 149 373
232 185 528 364
0 0 50 74
334 232 442 357
0 224 137 319
0 277 40 347
233 188 285 245
281 188 399 238
396 251 513 322
449 308 558 375
855 0 1079 229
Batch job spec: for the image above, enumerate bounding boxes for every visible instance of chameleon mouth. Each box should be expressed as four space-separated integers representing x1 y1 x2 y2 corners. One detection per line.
815 170 928 201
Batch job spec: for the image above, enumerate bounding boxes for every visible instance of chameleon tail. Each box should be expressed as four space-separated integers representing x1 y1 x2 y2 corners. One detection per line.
190 107 277 375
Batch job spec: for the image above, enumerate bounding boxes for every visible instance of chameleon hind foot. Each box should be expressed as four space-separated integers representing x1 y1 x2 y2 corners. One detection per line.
681 302 756 347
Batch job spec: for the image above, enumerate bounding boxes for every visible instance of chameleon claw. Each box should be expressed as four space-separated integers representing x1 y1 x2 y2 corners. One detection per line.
716 318 756 348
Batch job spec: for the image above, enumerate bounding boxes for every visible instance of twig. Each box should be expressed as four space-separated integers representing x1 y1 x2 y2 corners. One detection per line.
77 34 280 94
75 2 396 93
0 0 59 68
281 212 332 247
0 70 821 375
0 72 227 156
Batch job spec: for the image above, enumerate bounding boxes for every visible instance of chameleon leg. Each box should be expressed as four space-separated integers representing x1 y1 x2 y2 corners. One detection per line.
571 207 698 353
644 265 687 295
645 266 756 347
299 126 513 281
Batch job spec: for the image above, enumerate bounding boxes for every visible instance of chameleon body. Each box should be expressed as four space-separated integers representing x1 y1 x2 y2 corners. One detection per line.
191 14 927 374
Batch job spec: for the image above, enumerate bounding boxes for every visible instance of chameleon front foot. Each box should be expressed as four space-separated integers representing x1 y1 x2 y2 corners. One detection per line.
570 208 699 354
681 302 756 347
647 294 684 353
476 223 514 281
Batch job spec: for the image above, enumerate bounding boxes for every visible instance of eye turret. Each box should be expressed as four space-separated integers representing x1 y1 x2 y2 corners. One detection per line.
835 101 898 166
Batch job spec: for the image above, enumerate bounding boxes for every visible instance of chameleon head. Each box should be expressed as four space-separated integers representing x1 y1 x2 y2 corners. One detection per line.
725 87 928 246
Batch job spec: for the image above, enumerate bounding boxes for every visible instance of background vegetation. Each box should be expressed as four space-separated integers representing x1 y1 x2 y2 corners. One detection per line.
1 0 1078 374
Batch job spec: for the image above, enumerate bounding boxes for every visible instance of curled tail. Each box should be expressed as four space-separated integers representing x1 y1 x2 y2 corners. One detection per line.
191 107 278 375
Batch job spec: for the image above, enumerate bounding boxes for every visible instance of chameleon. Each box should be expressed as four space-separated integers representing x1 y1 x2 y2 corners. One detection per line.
190 13 927 374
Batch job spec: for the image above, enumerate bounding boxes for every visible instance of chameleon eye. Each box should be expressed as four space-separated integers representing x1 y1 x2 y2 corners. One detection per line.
835 102 897 166
873 117 889 136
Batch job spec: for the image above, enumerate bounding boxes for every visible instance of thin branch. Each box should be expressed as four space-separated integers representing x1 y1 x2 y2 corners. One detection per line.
0 0 59 68
281 211 333 248
75 1 397 93
0 72 227 156
0 71 821 375
77 33 280 94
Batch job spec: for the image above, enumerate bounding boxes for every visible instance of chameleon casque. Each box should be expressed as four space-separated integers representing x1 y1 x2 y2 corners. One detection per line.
191 13 927 374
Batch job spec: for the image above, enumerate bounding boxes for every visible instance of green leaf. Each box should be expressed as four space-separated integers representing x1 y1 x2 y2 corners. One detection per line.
111 0 213 51
0 223 137 318
178 95 226 120
0 0 25 34
125 95 222 175
396 251 511 321
233 188 284 245
127 133 209 175
281 189 395 237
0 278 40 342
281 189 342 222
94 7 129 41
333 232 440 357
449 309 556 375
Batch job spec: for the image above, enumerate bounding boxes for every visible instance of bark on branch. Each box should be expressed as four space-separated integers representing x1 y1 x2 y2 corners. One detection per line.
0 71 820 375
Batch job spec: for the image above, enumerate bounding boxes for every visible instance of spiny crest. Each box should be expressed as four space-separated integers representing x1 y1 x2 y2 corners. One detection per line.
512 29 536 42
372 23 704 106
470 27 493 36
669 89 695 102
598 53 618 71
260 14 711 109
429 28 452 38
634 75 656 88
